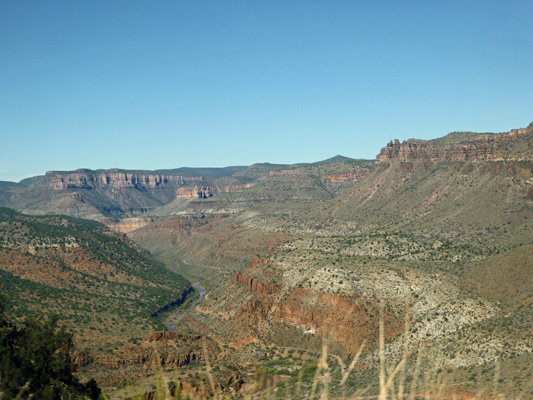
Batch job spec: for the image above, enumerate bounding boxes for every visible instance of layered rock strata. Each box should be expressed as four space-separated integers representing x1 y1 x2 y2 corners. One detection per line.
176 186 215 199
321 170 369 182
45 169 203 190
377 122 533 162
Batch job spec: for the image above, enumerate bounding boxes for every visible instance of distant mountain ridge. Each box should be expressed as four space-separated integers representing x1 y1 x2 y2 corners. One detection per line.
1 122 531 221
0 156 369 219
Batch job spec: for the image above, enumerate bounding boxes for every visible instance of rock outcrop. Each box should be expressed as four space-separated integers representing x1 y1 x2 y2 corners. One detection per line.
233 271 280 295
221 183 255 192
230 258 403 355
45 169 203 190
176 186 215 199
78 332 225 387
321 170 369 182
102 217 155 233
271 288 402 354
377 122 533 162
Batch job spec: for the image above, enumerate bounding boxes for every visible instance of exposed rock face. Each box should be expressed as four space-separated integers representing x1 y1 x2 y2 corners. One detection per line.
102 217 155 233
377 138 494 161
377 122 533 162
176 186 215 199
78 332 220 382
271 288 402 354
249 257 270 267
321 170 369 182
45 169 203 190
3 165 268 219
230 258 403 355
78 331 245 398
233 271 280 295
221 183 255 192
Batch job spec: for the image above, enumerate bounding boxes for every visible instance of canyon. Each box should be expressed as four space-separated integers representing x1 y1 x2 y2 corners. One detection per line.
1 122 532 399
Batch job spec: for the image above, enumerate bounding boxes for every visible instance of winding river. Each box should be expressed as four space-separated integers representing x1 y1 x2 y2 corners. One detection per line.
165 281 206 333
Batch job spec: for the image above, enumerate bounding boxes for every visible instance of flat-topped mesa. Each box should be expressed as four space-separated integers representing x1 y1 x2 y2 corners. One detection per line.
376 138 496 161
44 169 203 190
376 122 533 162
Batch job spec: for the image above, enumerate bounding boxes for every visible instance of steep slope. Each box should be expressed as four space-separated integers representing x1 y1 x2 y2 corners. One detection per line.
0 207 193 353
0 181 18 207
298 122 533 253
0 207 254 397
128 122 533 398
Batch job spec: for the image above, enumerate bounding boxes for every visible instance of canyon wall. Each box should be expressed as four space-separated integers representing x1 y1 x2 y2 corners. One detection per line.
321 170 369 182
377 122 533 162
45 169 204 190
230 258 403 355
176 186 215 199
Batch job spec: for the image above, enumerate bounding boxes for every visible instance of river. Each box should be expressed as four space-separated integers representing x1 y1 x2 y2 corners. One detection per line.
165 281 206 333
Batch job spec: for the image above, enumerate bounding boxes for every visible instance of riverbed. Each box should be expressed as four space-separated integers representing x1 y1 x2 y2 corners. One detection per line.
165 281 206 333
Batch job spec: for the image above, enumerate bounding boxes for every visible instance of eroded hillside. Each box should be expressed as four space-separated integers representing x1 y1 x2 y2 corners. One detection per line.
128 122 533 398
1 122 532 399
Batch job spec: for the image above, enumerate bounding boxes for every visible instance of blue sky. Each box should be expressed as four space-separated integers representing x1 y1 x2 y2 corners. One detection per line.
1 1 532 182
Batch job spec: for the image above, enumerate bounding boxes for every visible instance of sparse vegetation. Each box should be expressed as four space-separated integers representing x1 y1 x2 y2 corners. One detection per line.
0 125 532 398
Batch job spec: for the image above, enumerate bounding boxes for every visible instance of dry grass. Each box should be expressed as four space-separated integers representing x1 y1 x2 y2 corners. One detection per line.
103 307 531 400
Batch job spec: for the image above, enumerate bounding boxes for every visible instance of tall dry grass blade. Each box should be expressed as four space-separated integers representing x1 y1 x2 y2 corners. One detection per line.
13 380 31 400
379 303 387 400
155 373 167 400
437 372 448 399
493 358 501 397
383 357 407 394
353 385 371 399
398 314 411 400
340 340 366 386
423 355 443 399
422 358 433 399
409 342 423 399
174 380 182 400
155 375 163 400
310 341 329 400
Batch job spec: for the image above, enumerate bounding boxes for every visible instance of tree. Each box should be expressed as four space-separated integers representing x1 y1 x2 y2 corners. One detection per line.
0 295 102 399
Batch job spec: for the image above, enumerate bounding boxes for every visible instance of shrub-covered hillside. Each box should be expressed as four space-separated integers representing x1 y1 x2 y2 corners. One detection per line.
0 207 193 353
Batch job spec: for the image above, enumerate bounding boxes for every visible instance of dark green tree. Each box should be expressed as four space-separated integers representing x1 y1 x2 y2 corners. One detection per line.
0 295 102 399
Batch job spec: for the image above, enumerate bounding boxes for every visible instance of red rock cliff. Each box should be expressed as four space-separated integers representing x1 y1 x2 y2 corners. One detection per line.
233 271 280 295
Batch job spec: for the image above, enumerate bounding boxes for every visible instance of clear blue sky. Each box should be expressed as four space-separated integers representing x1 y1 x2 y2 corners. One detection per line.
1 1 532 182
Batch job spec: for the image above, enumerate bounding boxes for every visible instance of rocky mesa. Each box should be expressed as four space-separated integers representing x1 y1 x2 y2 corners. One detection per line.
377 122 533 162
45 169 204 190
